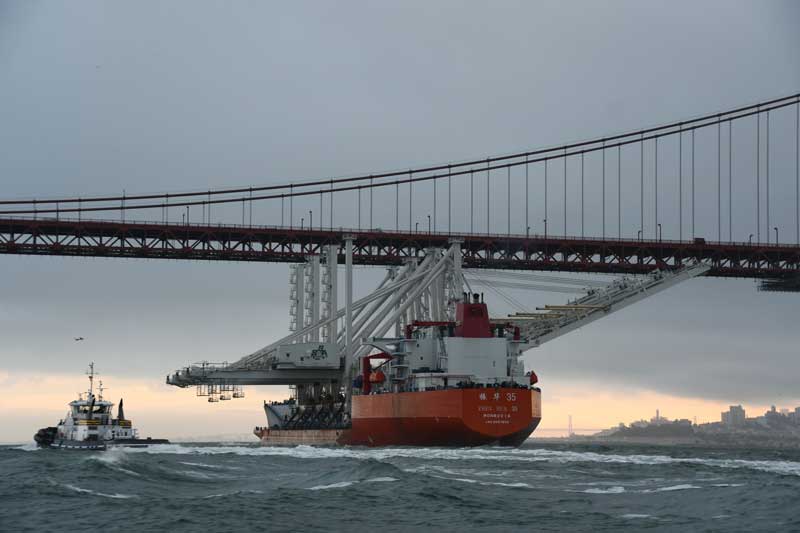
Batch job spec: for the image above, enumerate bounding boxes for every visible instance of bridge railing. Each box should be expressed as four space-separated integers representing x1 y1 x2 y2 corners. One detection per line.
3 214 799 249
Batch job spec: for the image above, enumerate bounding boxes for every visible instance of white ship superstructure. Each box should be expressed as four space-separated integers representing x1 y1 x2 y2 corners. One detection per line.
34 363 168 450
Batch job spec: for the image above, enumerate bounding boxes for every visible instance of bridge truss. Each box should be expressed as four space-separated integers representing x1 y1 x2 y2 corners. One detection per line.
1 217 798 279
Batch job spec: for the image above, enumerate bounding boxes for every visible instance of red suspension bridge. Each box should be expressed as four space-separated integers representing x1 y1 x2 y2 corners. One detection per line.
2 93 799 287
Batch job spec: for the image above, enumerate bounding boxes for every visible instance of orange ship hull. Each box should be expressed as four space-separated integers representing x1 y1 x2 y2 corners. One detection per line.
346 387 541 447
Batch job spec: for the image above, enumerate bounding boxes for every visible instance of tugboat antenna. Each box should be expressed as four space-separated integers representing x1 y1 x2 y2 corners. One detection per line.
86 362 96 398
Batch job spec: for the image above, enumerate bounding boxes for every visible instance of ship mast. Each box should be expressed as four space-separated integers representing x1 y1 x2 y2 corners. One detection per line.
86 362 95 399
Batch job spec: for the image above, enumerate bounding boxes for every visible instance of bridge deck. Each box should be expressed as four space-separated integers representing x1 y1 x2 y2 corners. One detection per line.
1 218 799 278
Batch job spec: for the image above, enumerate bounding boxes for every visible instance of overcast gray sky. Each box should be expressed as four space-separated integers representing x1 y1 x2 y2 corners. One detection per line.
1 0 799 421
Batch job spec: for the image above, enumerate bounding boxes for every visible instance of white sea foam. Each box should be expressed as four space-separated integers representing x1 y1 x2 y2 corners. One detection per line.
87 450 142 477
307 477 397 490
63 484 137 499
644 484 700 493
180 461 231 470
621 514 653 519
405 465 532 488
13 443 39 452
125 443 800 478
486 481 533 488
178 469 226 480
203 490 264 499
583 486 626 494
308 481 357 491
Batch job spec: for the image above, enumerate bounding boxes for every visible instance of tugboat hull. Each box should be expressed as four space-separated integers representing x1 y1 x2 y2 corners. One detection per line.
33 432 170 450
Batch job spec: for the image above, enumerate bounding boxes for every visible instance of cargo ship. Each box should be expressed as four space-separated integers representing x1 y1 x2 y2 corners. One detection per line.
254 294 541 446
168 244 701 448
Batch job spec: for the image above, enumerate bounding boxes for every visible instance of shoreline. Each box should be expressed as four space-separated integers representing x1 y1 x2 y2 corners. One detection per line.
531 435 800 450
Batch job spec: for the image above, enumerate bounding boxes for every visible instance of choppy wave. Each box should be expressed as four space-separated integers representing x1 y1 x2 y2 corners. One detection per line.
86 450 142 477
62 483 137 499
203 489 264 499
644 484 700 492
584 486 626 494
126 444 800 478
308 477 396 491
179 461 237 470
309 480 358 490
3 441 799 532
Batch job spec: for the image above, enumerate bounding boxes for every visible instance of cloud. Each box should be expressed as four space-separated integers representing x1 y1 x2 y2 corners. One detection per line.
0 1 798 439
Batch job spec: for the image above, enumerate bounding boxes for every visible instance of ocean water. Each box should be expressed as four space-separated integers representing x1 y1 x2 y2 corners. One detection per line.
2 441 800 532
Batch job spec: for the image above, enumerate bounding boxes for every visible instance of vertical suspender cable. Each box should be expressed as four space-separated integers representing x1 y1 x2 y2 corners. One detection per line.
602 142 606 239
692 129 697 239
434 173 437 233
409 171 412 231
369 177 373 229
486 160 490 233
581 152 585 238
330 180 334 228
797 99 799 244
358 187 361 230
640 133 644 237
470 170 474 234
507 166 511 235
544 159 548 229
718 121 721 241
729 121 732 241
766 111 770 242
655 137 658 239
756 108 760 242
563 148 567 236
679 129 683 240
395 182 399 231
281 196 285 226
448 165 452 233
525 156 529 235
249 188 253 227
289 184 293 228
319 192 323 230
618 145 621 238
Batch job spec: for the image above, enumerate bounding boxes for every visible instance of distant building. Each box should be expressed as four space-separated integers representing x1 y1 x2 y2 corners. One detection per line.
721 405 746 427
650 409 669 426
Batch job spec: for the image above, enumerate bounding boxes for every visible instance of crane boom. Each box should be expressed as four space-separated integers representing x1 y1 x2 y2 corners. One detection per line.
513 262 711 350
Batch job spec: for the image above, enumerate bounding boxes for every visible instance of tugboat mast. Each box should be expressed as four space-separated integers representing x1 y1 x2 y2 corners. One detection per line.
86 362 96 399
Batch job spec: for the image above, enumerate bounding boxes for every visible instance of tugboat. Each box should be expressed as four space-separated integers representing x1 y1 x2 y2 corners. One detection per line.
34 363 169 450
